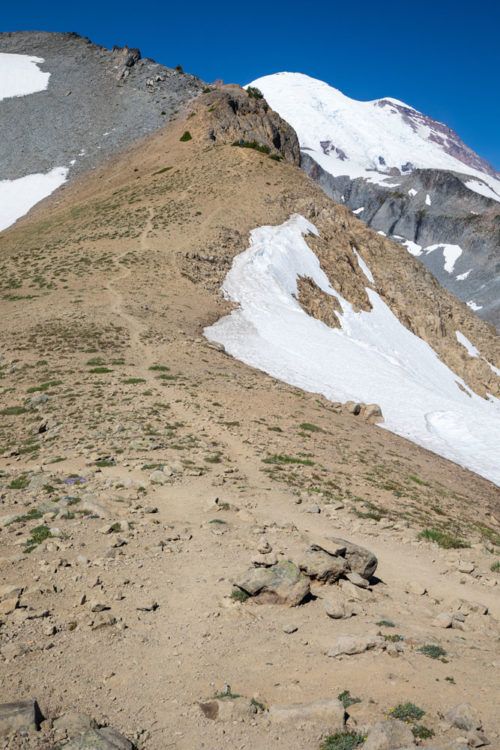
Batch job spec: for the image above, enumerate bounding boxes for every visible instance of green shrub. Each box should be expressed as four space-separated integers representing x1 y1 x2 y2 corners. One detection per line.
418 644 447 660
24 525 52 553
247 86 264 99
232 140 270 154
338 690 361 709
390 703 425 722
180 131 192 142
418 528 469 549
230 588 249 602
263 453 314 466
321 731 365 750
412 725 434 740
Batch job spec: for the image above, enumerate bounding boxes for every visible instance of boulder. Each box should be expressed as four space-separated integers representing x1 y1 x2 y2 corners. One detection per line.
298 549 348 582
361 403 384 424
53 712 97 737
327 634 384 657
234 561 309 606
269 697 345 729
445 703 482 732
0 700 40 737
327 537 378 579
364 719 416 749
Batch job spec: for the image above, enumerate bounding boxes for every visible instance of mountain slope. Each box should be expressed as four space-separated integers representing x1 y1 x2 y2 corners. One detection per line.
248 72 500 327
0 83 499 750
0 31 203 229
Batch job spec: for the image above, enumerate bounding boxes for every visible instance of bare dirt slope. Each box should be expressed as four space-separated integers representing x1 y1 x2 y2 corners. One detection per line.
0 89 499 750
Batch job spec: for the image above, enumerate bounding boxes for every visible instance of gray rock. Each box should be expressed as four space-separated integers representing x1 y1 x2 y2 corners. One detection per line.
53 711 97 736
149 470 167 485
346 571 370 588
198 698 255 722
445 703 482 732
364 719 416 749
327 634 384 657
269 697 345 729
234 561 310 606
299 549 349 582
327 537 378 579
323 593 355 619
0 700 40 737
64 726 134 749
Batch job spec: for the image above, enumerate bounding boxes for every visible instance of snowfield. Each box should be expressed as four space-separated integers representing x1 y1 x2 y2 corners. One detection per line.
247 73 500 201
0 168 68 233
0 53 50 101
205 215 500 486
0 54 68 232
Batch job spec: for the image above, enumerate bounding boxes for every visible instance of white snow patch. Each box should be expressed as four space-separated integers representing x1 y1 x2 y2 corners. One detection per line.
467 300 482 311
425 193 432 205
248 72 500 200
408 188 418 197
403 240 422 256
205 214 500 485
377 230 386 236
0 53 50 101
0 168 68 232
456 331 479 358
464 178 500 203
353 249 374 283
456 269 471 281
424 243 462 274
352 207 365 215
486 361 500 377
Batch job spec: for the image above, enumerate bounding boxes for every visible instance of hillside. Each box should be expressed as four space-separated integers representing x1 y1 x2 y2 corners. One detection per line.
0 83 499 750
249 73 500 328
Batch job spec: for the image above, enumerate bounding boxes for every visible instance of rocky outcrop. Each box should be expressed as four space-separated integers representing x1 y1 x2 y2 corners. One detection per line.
195 86 300 164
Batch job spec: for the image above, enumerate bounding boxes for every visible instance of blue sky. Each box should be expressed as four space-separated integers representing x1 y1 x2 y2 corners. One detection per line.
2 0 499 168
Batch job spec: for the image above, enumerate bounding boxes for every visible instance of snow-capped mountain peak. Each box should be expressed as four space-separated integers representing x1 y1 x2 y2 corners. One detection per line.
247 72 500 198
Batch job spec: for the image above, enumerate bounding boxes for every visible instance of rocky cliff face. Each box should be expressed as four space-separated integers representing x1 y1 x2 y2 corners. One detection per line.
0 31 204 182
302 154 500 328
194 85 300 164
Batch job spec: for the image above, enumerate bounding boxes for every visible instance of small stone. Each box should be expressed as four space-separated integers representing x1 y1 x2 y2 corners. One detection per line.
327 634 384 657
346 571 370 588
89 601 110 613
283 624 298 634
149 470 167 485
304 504 321 514
137 600 159 612
458 560 475 574
432 612 453 628
363 718 415 749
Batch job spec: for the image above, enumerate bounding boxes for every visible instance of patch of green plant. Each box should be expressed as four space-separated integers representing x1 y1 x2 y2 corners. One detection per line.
390 703 425 722
417 644 447 660
1 405 27 416
232 139 271 154
149 364 170 371
418 528 469 549
250 697 266 712
180 131 192 142
269 154 282 161
490 560 500 573
123 378 146 384
204 452 223 464
267 425 283 432
95 458 115 468
213 688 241 700
408 474 430 486
24 524 52 553
338 690 361 709
86 357 106 366
376 619 395 628
26 380 63 393
230 588 249 602
9 507 42 524
383 633 404 642
262 454 314 466
412 725 434 740
321 731 365 750
445 676 455 684
299 422 323 433
209 518 227 525
88 366 113 374
246 86 264 99
8 475 30 490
